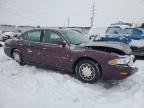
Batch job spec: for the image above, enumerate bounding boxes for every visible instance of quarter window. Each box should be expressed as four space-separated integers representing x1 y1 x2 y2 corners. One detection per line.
43 31 61 43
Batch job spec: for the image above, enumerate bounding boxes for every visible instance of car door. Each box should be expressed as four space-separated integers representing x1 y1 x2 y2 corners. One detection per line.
40 30 70 69
17 30 42 64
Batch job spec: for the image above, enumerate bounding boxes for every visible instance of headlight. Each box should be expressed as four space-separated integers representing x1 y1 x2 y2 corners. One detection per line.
108 56 130 65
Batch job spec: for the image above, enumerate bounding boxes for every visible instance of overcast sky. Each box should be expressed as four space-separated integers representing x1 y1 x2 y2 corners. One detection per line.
0 0 144 27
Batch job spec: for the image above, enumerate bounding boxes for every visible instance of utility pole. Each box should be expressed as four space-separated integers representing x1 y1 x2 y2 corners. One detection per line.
90 2 96 27
67 16 70 27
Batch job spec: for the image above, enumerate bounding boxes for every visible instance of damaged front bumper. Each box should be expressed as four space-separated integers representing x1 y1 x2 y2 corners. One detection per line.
102 54 138 80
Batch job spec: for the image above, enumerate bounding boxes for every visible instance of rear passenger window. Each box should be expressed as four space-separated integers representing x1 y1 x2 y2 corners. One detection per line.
28 31 41 42
43 31 61 43
21 31 41 42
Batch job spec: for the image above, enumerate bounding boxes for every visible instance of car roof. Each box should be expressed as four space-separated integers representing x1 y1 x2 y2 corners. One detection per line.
26 28 74 33
109 25 130 30
124 27 143 30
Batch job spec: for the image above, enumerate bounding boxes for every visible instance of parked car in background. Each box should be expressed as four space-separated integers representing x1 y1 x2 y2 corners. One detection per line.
4 29 137 83
90 26 144 57
123 28 144 40
100 35 131 44
0 31 18 41
89 26 132 44
90 26 131 44
106 26 144 40
106 27 144 56
105 26 132 43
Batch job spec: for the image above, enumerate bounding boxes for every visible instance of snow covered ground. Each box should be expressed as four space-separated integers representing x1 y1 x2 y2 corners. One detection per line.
0 42 144 108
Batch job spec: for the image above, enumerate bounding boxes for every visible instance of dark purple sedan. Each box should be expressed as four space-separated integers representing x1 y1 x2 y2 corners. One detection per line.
4 29 137 83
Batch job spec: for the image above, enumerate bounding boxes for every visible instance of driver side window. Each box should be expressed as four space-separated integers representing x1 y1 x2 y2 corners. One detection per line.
43 31 61 43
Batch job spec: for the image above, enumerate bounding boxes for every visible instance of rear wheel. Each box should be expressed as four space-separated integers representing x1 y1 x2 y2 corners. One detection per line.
75 59 101 83
12 49 24 65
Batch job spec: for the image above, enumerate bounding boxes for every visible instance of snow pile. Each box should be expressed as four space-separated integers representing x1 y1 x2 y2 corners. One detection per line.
129 39 144 47
0 32 16 39
0 45 144 108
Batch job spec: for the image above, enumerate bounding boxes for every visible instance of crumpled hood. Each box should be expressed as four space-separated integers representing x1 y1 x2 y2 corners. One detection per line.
80 41 132 54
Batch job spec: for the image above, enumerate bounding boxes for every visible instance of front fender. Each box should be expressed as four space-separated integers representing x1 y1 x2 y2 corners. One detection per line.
71 49 118 72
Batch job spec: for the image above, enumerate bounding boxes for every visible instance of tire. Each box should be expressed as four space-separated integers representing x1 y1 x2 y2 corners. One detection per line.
12 49 24 65
75 59 101 83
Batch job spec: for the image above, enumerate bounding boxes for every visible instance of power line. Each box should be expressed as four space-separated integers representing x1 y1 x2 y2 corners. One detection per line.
90 2 96 27
67 17 70 27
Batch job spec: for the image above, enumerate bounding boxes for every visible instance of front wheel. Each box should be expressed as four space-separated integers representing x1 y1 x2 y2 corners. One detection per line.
75 59 101 83
12 49 24 65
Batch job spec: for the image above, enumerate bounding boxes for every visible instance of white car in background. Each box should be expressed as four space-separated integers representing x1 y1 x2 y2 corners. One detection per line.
0 31 17 41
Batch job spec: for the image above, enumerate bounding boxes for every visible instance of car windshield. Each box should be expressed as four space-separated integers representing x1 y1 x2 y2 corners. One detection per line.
61 30 90 45
106 27 123 35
